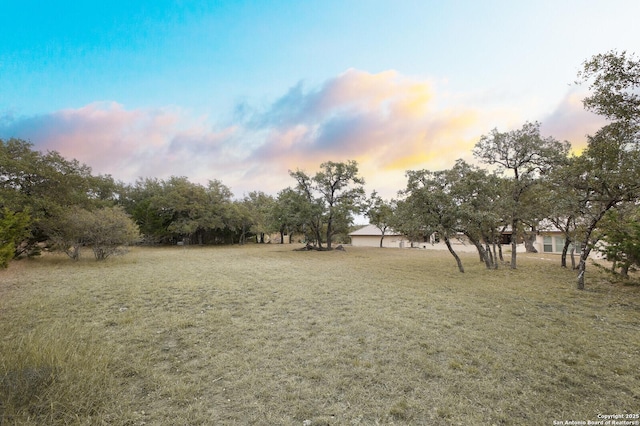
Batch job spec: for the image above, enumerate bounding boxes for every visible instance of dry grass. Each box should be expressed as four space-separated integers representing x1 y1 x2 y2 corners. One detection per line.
1 245 639 425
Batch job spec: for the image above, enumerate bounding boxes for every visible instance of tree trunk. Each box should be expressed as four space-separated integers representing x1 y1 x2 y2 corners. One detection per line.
67 244 81 261
466 233 489 267
570 246 576 269
621 262 630 278
478 243 492 268
577 244 592 290
560 238 572 268
523 227 538 253
577 204 617 289
577 222 597 290
486 243 497 269
475 240 485 263
379 235 384 248
510 218 518 269
476 242 490 267
314 220 323 248
444 235 464 273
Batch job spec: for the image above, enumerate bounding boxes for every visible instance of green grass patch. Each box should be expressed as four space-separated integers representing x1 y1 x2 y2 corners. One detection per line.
1 245 639 425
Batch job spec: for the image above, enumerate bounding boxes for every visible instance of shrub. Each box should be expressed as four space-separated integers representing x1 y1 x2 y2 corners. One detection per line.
0 208 31 268
46 206 141 261
84 206 141 260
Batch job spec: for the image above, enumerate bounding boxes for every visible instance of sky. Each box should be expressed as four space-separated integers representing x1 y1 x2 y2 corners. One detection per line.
1 0 638 201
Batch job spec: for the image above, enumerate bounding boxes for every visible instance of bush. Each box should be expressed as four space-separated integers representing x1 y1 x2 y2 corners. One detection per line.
46 206 141 261
0 208 31 268
85 206 141 260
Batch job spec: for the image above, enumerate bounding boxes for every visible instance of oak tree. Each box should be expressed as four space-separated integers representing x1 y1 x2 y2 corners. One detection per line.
290 161 365 249
473 122 570 269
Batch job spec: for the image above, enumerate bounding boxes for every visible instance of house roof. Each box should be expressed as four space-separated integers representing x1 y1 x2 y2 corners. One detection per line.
349 224 403 236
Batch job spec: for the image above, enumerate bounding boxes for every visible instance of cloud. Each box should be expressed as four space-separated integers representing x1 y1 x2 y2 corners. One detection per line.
0 70 608 199
540 89 609 152
248 69 482 180
0 101 240 186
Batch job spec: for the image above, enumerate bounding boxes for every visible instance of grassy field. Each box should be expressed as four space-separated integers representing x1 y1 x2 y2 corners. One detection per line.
1 245 639 425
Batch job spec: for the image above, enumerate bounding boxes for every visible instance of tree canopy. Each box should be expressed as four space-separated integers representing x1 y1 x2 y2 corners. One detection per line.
2 51 640 291
290 160 366 249
473 121 570 269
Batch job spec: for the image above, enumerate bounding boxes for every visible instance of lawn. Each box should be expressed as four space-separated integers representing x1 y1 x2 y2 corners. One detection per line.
1 245 639 425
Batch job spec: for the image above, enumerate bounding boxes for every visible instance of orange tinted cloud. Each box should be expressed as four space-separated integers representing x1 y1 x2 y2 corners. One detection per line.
0 72 608 198
249 69 480 178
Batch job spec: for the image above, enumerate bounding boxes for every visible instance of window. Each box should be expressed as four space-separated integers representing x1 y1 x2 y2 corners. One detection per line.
554 237 565 253
543 236 553 253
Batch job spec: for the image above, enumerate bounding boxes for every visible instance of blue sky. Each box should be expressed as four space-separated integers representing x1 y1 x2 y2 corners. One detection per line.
1 1 638 198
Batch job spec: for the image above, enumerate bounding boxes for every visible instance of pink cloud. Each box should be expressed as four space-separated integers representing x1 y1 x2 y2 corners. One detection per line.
0 71 612 199
1 102 239 185
540 89 609 151
249 69 480 178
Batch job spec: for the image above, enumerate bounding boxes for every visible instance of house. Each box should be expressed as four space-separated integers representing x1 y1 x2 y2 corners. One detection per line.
349 224 411 248
349 225 478 252
349 224 524 253
531 220 578 255
532 223 608 260
535 229 569 254
534 227 594 256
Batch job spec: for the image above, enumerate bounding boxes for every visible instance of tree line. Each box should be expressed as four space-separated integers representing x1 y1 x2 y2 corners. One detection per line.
0 142 367 261
371 51 640 289
1 51 639 290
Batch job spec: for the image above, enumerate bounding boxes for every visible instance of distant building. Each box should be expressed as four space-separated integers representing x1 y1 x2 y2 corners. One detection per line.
348 224 410 248
349 224 519 253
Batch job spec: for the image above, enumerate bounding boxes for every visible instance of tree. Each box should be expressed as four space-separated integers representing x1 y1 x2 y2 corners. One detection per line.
597 205 640 278
447 160 506 269
122 178 169 244
0 208 31 268
290 160 366 249
43 207 91 260
401 168 466 273
44 205 140 261
241 191 275 243
366 192 395 248
160 177 211 243
122 177 233 244
268 187 310 244
0 138 102 257
570 51 640 289
473 122 570 269
571 122 640 289
288 170 325 246
83 206 141 260
227 200 253 245
389 199 424 248
546 156 586 269
313 161 366 249
577 50 640 126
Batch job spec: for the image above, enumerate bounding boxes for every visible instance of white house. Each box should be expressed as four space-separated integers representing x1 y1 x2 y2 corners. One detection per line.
349 225 478 251
532 220 581 255
350 224 523 253
349 224 411 248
